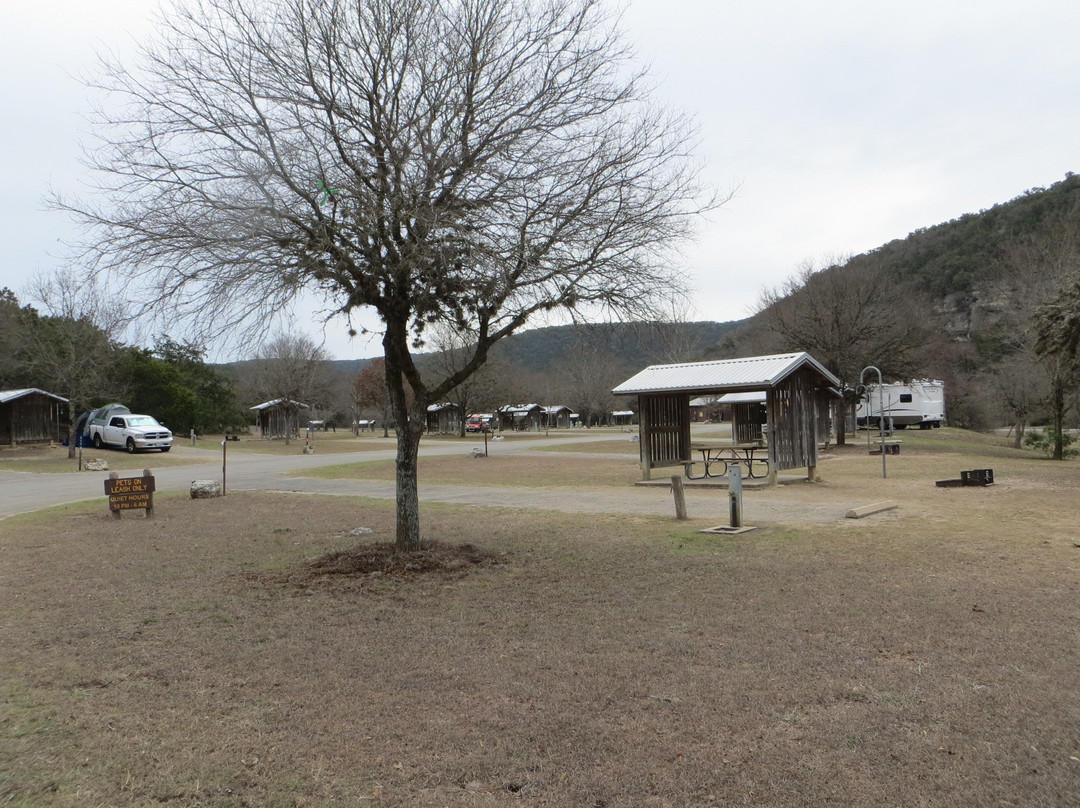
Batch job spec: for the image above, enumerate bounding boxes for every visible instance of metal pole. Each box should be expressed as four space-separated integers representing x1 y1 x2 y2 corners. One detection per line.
860 366 887 478
221 438 227 495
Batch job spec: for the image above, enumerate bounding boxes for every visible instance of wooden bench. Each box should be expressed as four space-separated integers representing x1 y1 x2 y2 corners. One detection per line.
869 440 901 455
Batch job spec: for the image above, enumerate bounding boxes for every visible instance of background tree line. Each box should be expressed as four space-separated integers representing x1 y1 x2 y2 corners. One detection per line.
0 287 247 435
1 282 665 439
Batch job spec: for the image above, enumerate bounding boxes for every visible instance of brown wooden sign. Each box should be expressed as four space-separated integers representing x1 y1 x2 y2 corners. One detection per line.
104 471 156 518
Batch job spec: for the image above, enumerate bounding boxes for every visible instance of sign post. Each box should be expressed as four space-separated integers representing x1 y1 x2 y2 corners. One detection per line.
104 470 156 519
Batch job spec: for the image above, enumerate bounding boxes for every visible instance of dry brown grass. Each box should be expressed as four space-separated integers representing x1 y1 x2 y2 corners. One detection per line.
2 434 1080 807
302 452 643 488
192 434 396 455
532 437 642 455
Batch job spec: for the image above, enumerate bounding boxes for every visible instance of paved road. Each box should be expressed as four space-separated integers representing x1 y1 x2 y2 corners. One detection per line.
0 432 848 524
0 433 618 519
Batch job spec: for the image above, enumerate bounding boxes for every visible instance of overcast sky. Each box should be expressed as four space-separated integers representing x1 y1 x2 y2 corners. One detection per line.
3 0 1079 361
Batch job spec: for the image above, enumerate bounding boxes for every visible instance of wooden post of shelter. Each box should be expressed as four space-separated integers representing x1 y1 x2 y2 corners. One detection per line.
670 475 687 520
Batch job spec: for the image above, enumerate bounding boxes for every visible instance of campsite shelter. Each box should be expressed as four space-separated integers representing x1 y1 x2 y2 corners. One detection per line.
612 353 841 483
496 403 544 431
250 399 310 438
718 391 767 444
426 402 460 434
0 388 68 445
542 405 577 429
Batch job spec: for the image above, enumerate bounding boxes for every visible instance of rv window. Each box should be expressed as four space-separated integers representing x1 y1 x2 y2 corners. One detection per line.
899 394 913 403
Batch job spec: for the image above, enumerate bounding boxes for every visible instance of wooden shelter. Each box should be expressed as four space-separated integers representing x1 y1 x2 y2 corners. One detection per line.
612 353 842 483
0 388 68 445
426 402 460 434
718 391 767 444
542 405 577 429
250 398 310 438
496 403 544 431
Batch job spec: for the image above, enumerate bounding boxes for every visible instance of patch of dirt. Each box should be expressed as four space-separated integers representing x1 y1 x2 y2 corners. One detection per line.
295 541 506 583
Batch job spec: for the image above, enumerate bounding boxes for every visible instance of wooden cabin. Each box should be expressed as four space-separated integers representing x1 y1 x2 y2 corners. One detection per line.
426 402 460 434
0 389 68 445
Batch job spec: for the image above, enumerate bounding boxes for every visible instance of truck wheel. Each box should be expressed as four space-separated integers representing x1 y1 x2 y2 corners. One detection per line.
93 433 103 449
126 438 136 453
160 446 171 453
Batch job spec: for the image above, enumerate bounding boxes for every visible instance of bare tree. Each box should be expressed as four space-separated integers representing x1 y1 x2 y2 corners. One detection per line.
989 355 1049 448
59 0 716 550
22 270 134 457
425 325 507 436
352 358 396 438
636 300 705 364
562 342 629 427
999 208 1080 459
59 0 717 548
247 332 333 445
26 268 132 343
757 255 934 445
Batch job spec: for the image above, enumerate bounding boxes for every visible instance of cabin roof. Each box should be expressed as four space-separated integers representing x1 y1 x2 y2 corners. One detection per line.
0 388 69 404
250 398 311 411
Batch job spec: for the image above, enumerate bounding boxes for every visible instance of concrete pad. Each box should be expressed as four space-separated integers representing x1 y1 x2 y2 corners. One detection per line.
634 474 806 490
698 525 758 534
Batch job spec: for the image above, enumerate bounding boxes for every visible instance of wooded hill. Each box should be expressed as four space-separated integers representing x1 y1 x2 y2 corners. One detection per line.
723 172 1080 432
324 319 744 378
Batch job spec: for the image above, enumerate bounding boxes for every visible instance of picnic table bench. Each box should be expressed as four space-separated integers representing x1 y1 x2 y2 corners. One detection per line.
868 440 901 455
686 442 770 480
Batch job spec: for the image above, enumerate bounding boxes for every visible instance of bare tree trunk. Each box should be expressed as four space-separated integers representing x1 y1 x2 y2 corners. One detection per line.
385 321 427 551
1052 385 1065 461
393 410 424 552
1012 421 1025 449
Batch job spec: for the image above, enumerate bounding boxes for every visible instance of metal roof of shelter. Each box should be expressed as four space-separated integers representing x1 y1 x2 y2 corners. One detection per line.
250 398 311 411
718 391 767 404
0 388 69 404
612 352 841 396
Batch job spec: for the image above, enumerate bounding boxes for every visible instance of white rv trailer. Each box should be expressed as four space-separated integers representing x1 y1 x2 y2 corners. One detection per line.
856 380 945 429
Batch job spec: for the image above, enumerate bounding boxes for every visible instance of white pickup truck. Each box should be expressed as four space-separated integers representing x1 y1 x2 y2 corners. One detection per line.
89 412 174 453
